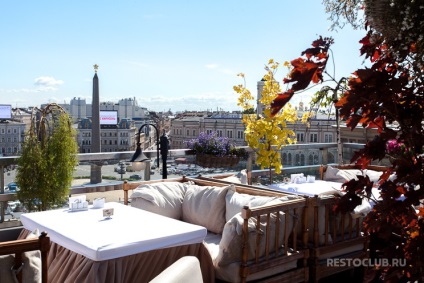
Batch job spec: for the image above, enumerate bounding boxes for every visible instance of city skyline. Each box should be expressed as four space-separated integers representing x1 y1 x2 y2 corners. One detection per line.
1 1 367 112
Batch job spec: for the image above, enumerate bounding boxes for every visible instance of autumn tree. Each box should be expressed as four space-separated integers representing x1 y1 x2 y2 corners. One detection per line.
268 2 424 279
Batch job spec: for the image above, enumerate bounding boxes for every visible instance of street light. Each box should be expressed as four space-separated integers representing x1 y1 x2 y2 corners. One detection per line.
129 123 168 179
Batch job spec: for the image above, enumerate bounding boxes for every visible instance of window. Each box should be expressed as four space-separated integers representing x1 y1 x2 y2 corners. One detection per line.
207 129 212 135
310 133 318 143
324 133 333 143
186 130 189 136
295 153 305 166
227 130 233 138
217 130 223 137
192 130 196 136
237 130 244 139
296 133 304 142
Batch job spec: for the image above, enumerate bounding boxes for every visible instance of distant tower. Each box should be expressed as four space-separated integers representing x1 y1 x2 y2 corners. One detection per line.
299 101 304 111
90 64 102 183
256 78 266 116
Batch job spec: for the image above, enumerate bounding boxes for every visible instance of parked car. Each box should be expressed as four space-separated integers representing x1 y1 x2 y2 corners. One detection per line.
7 182 19 192
129 174 142 180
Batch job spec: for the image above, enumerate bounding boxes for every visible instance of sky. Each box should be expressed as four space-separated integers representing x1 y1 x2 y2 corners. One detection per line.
0 1 368 113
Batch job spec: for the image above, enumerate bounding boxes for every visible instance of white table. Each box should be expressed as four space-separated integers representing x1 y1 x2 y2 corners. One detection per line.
21 202 207 261
19 202 214 283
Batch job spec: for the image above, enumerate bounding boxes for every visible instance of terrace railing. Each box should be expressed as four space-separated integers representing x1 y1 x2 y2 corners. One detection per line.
0 142 376 224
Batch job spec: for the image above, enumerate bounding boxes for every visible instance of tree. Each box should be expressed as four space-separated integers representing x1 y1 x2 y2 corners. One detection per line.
268 37 348 164
333 30 424 282
322 1 424 280
268 2 424 279
16 104 78 211
322 0 364 31
234 59 298 183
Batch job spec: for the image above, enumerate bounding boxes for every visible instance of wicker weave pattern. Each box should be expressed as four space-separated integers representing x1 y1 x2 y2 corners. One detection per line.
195 153 240 168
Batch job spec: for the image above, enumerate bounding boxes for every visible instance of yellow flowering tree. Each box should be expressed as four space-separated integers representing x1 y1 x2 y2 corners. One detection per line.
234 59 303 183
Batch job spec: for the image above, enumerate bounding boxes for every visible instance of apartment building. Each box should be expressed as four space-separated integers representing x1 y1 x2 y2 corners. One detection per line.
77 118 138 153
0 120 25 156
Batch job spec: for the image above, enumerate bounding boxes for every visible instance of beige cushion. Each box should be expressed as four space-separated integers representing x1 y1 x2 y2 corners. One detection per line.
225 188 285 222
0 229 42 283
149 256 203 283
216 199 293 267
323 166 339 181
182 184 231 234
324 166 362 183
306 205 333 246
130 181 192 219
364 169 383 183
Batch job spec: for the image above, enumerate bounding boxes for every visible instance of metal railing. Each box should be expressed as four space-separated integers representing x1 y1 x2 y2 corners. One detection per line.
0 142 371 224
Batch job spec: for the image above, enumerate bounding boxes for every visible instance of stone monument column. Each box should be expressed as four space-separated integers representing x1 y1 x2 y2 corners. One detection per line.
90 64 102 183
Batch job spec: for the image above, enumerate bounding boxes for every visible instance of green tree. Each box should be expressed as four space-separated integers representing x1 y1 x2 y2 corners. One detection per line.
16 104 78 211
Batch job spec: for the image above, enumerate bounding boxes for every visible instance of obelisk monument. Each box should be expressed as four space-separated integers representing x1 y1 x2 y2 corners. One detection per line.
90 64 102 183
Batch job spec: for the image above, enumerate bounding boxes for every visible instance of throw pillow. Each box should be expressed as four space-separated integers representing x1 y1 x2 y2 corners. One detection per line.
130 181 192 219
225 188 285 222
182 184 231 234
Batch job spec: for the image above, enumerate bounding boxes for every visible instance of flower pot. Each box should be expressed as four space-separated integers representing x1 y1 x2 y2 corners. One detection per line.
195 153 240 168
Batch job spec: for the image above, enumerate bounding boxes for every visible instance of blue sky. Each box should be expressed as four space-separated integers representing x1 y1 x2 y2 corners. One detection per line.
0 1 367 112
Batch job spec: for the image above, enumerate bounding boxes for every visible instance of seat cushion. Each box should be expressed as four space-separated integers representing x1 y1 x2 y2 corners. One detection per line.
182 184 232 234
0 229 42 283
130 181 193 219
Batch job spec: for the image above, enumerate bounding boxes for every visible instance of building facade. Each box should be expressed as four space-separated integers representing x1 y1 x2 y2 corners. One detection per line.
170 109 339 167
66 97 150 122
77 118 138 153
0 120 25 156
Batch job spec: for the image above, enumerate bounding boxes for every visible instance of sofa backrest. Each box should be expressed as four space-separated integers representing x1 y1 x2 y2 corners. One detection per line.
320 164 388 183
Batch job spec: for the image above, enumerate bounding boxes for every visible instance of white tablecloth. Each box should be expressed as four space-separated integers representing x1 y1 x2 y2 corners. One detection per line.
267 180 344 197
20 202 207 261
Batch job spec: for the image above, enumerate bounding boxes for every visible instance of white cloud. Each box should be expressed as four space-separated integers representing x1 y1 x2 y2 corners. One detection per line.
34 76 64 87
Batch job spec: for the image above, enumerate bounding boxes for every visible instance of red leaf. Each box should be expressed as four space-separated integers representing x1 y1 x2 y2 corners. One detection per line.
396 186 407 195
367 116 385 133
270 90 294 117
372 50 380 62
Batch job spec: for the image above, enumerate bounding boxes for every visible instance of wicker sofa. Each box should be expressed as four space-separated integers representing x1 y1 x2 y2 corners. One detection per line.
198 165 389 282
307 164 389 282
123 177 309 283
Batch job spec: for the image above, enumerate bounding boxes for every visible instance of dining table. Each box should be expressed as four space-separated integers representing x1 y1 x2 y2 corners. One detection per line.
19 202 213 283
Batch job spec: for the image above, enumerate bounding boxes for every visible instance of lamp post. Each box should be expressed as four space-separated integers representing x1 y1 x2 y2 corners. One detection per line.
129 123 168 179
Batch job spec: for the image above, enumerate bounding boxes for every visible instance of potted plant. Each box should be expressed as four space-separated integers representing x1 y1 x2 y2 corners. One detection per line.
234 59 298 183
16 104 79 211
185 131 248 168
